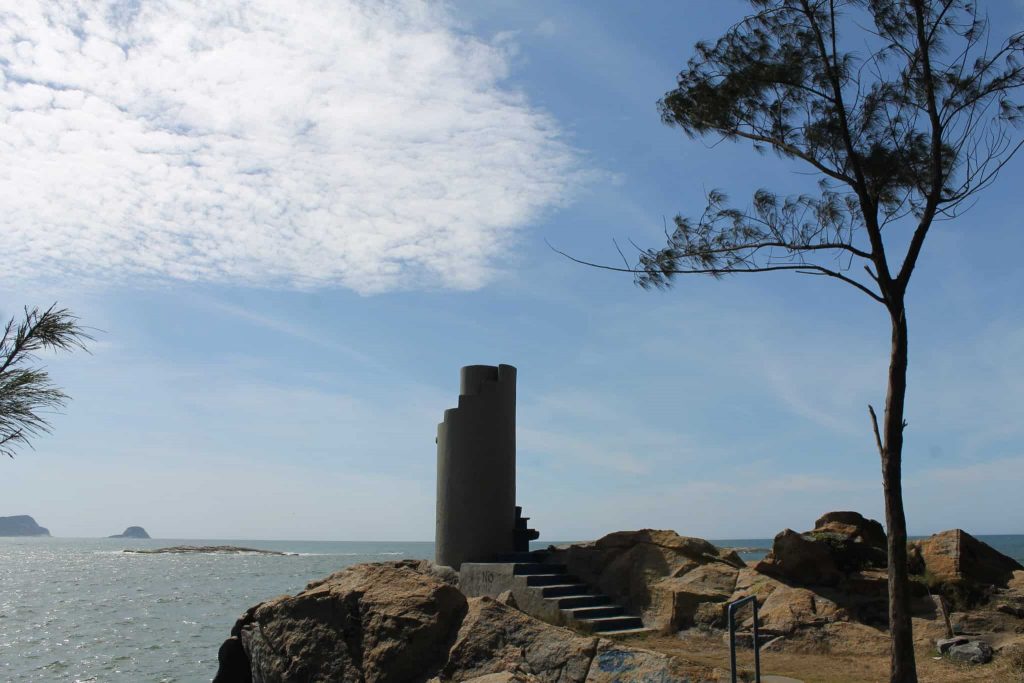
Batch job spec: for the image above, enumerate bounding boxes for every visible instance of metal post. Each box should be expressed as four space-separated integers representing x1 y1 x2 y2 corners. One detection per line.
727 595 761 683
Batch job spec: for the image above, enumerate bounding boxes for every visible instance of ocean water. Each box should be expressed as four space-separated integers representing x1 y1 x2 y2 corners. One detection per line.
0 538 431 683
1 535 1021 683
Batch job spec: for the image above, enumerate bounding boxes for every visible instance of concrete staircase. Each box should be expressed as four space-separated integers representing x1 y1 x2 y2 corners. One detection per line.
491 552 649 636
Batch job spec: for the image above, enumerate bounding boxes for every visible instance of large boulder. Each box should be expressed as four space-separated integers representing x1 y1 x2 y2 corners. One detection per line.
754 584 845 634
912 529 1022 589
545 529 744 632
223 560 467 683
726 567 847 634
754 529 842 586
650 562 739 630
439 596 685 682
214 559 686 683
438 597 596 681
814 511 886 550
755 511 887 586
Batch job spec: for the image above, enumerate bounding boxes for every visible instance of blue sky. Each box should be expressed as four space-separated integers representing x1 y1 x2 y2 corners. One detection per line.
2 0 1023 540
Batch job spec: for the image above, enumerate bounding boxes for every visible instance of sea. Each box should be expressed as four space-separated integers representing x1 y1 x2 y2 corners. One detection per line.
1 535 1022 683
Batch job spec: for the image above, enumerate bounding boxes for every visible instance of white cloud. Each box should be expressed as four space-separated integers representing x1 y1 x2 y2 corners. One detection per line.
0 0 579 293
534 19 557 38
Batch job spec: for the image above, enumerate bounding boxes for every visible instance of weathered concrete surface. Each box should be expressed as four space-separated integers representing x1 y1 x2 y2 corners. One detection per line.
460 562 518 598
436 364 517 570
459 563 569 627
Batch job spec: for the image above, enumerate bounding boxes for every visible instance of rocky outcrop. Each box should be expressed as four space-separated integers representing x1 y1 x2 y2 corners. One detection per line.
724 566 847 634
545 529 744 632
908 529 1024 610
213 559 685 683
912 529 1022 588
0 515 50 536
754 528 843 586
126 546 292 555
755 511 887 586
109 526 150 539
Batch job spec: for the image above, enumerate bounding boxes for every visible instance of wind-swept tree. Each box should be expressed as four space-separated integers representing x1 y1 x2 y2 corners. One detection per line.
558 2 1023 681
0 305 91 458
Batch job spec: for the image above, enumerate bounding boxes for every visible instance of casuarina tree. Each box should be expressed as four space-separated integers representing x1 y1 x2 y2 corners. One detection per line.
558 2 1023 681
0 305 91 458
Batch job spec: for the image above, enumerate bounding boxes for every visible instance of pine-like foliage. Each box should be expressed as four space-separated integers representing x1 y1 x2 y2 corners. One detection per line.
0 305 91 458
641 0 1023 304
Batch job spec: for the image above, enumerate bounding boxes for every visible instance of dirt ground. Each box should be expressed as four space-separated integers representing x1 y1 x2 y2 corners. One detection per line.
627 615 1024 683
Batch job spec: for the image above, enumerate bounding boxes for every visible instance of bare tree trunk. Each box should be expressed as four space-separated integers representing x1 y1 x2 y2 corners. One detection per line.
883 305 918 683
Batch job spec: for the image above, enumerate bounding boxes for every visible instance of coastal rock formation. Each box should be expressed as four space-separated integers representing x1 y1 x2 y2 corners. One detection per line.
125 545 291 555
754 511 887 586
213 559 685 683
109 526 150 539
724 566 847 633
0 514 50 536
539 518 1022 637
907 529 1024 610
545 529 744 632
912 529 1023 588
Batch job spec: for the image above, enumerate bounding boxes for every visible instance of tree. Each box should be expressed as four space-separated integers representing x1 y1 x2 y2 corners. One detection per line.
0 305 91 458
557 2 1022 681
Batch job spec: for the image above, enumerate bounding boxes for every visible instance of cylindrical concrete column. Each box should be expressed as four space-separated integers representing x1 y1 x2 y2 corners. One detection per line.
435 364 516 569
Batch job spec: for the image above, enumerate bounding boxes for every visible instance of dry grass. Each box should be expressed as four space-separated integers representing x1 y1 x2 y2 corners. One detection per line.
1004 644 1024 683
625 619 1024 683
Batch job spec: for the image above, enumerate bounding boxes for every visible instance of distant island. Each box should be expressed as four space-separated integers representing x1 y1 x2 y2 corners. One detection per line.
109 526 150 539
0 515 50 537
124 545 293 556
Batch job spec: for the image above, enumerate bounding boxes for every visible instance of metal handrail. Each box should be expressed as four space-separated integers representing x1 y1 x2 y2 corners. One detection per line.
727 595 761 683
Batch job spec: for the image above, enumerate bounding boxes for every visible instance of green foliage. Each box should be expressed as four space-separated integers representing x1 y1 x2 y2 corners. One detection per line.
640 0 1024 301
0 305 91 458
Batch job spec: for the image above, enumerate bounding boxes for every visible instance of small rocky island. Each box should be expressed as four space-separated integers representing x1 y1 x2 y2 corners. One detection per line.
0 515 50 536
109 526 150 539
125 545 292 555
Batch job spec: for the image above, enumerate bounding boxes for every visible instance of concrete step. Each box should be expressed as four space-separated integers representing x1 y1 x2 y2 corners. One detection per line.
526 573 579 587
580 615 645 632
512 563 566 575
551 594 611 609
564 605 623 619
495 551 548 563
540 583 592 598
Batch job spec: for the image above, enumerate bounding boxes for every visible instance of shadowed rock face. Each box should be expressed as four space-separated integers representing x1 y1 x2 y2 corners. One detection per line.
755 511 888 587
109 526 150 539
0 515 50 536
212 559 685 683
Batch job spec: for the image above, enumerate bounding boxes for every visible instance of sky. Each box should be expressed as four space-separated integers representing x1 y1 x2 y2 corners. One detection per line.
2 0 1023 541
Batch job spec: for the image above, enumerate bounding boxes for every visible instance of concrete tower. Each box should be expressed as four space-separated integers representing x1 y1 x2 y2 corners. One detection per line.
435 364 516 569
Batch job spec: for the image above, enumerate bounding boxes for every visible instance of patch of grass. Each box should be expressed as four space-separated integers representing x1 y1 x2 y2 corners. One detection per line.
1004 644 1024 682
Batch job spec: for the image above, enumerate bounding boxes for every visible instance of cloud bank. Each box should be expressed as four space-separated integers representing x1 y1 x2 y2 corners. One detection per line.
1 0 578 293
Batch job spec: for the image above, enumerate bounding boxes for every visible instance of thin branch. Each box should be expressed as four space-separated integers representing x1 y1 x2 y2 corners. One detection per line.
868 404 884 457
546 241 885 304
